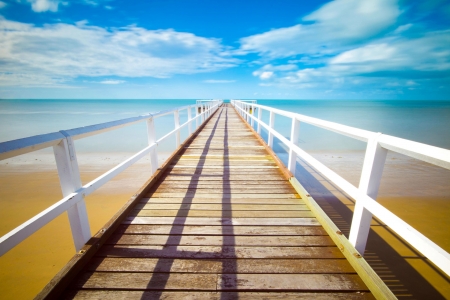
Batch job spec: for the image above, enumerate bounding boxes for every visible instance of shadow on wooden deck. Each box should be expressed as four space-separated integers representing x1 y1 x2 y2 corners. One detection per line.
295 159 449 299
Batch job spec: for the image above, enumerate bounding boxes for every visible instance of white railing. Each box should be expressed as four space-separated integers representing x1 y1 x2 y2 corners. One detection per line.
231 99 450 277
0 100 222 256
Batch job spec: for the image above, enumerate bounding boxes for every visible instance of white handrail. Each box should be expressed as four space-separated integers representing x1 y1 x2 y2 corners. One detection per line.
231 99 450 277
0 100 222 256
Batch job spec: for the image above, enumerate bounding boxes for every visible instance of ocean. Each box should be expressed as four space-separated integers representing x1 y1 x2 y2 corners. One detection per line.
1 99 449 154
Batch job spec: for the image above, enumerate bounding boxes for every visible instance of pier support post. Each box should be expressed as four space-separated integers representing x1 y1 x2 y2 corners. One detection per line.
349 133 387 255
147 117 159 174
53 136 91 252
288 118 300 174
268 111 275 148
174 109 180 147
188 106 193 135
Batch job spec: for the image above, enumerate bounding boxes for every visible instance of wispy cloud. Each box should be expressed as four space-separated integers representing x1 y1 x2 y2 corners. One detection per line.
240 0 400 58
203 79 236 83
0 18 238 86
0 1 7 9
100 80 125 84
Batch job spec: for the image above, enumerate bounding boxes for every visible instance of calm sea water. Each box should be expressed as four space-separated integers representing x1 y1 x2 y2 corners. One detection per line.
1 99 449 153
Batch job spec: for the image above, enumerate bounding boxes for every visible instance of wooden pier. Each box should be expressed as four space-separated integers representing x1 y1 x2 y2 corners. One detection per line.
38 105 385 299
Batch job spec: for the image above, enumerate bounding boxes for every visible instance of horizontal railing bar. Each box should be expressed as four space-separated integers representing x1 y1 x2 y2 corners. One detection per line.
0 100 220 257
0 192 82 256
0 105 198 162
234 100 450 170
68 105 193 140
82 143 157 196
233 100 450 277
156 111 204 144
247 103 374 142
359 192 450 276
379 135 450 170
0 132 65 161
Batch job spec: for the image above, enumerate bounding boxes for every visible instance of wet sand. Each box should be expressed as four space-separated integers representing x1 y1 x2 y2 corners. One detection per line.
0 150 449 299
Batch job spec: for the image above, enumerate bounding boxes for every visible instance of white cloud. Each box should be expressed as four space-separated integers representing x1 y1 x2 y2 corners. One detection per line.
0 18 238 87
240 0 400 58
329 31 450 75
27 0 60 12
0 1 7 9
259 72 274 80
203 79 236 83
100 80 125 84
251 30 450 90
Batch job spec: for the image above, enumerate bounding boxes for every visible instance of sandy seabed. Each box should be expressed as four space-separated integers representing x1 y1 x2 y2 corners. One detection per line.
0 150 449 299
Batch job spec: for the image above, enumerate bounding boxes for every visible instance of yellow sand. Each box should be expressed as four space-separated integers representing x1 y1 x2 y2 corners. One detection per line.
0 161 154 299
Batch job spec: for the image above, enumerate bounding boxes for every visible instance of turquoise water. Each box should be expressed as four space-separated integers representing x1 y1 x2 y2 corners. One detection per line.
1 99 449 153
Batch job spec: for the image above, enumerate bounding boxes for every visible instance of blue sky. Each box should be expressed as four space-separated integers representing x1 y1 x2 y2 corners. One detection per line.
0 0 449 99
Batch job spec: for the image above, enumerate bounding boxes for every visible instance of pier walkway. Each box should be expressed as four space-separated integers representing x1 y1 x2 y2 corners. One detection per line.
39 105 379 299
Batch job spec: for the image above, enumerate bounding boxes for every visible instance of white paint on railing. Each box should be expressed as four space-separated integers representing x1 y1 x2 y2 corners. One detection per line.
146 117 159 174
349 133 388 254
231 99 450 277
53 135 90 251
0 100 222 256
288 118 300 174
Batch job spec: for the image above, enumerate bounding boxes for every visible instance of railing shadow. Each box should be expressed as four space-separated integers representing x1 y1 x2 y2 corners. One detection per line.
220 107 238 298
294 158 447 299
138 107 225 299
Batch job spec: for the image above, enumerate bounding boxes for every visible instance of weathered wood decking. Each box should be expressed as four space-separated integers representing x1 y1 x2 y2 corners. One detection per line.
49 105 376 299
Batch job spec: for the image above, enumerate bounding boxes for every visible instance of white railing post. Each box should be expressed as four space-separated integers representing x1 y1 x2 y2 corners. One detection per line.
268 111 275 147
53 135 91 251
187 106 193 135
201 105 205 123
288 118 300 173
257 106 262 134
349 133 388 254
195 104 199 128
174 109 180 147
251 104 255 127
146 117 159 174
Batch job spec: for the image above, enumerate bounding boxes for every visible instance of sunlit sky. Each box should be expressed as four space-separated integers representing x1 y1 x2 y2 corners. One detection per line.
0 0 449 99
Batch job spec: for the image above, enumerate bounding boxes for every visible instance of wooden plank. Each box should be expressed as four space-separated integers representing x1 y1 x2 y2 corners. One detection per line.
146 193 300 199
97 245 345 259
107 234 335 246
123 217 320 226
153 183 292 189
172 161 277 166
160 175 287 181
168 165 279 169
147 188 298 194
131 210 315 218
73 272 217 290
86 257 355 273
115 225 326 236
178 155 272 159
139 197 304 205
165 170 285 176
218 274 369 291
135 203 309 211
63 290 375 300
